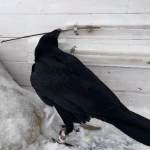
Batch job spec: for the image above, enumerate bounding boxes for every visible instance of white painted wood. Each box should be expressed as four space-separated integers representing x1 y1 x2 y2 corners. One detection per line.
60 39 150 45
61 34 150 40
1 14 150 37
1 62 31 76
22 85 150 108
115 91 150 107
64 28 150 35
0 38 28 61
1 0 150 108
59 44 150 56
28 37 150 68
77 55 150 68
1 37 150 68
0 52 27 61
1 0 150 14
28 52 150 68
88 66 150 93
42 0 150 14
3 62 150 94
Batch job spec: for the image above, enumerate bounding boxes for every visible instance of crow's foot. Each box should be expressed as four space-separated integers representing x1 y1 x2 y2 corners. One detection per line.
52 138 73 147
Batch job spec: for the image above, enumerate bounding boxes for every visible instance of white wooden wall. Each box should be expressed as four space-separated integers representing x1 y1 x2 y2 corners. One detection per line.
0 0 150 107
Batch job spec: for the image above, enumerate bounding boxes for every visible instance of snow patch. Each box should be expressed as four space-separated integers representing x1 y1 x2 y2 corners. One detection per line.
27 106 150 150
0 63 45 150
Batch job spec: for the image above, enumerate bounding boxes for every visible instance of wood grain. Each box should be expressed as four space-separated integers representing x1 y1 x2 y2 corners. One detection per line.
1 14 150 37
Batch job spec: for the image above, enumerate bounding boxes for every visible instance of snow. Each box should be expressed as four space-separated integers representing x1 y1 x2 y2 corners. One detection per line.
0 62 150 150
0 63 45 150
27 106 150 150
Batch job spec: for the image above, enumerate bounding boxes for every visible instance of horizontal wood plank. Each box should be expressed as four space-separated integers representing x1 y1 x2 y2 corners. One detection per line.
0 38 28 62
28 37 150 68
37 38 150 45
22 86 150 108
115 91 150 107
28 52 150 68
0 52 27 61
1 37 150 67
89 66 150 93
65 28 150 35
1 14 150 37
1 0 150 14
3 62 150 93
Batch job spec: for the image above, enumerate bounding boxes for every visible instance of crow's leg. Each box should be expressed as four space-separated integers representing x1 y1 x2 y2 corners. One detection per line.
57 122 73 144
60 127 66 132
55 105 74 144
81 123 101 130
59 127 66 142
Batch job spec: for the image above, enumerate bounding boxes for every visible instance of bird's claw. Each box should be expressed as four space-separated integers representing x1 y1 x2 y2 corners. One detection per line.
54 130 73 147
52 138 73 147
57 136 65 144
58 131 67 142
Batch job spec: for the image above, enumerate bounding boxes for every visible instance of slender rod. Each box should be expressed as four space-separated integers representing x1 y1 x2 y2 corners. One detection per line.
1 26 104 43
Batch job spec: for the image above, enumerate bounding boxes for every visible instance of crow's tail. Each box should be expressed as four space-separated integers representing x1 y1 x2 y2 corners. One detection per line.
104 109 150 146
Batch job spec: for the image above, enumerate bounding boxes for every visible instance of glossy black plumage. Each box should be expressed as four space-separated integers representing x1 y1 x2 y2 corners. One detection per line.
31 29 150 146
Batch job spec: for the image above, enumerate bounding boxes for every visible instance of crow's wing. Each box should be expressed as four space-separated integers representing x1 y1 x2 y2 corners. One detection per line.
31 57 120 111
34 88 54 106
31 60 92 99
61 54 119 99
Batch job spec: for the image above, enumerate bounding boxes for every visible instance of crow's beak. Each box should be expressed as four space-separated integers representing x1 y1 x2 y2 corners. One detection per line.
55 29 62 38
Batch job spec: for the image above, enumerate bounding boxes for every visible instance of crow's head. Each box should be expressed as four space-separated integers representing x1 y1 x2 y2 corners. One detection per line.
39 29 62 46
34 29 62 61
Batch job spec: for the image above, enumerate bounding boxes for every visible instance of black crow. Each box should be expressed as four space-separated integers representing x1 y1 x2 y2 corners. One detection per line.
30 29 150 146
